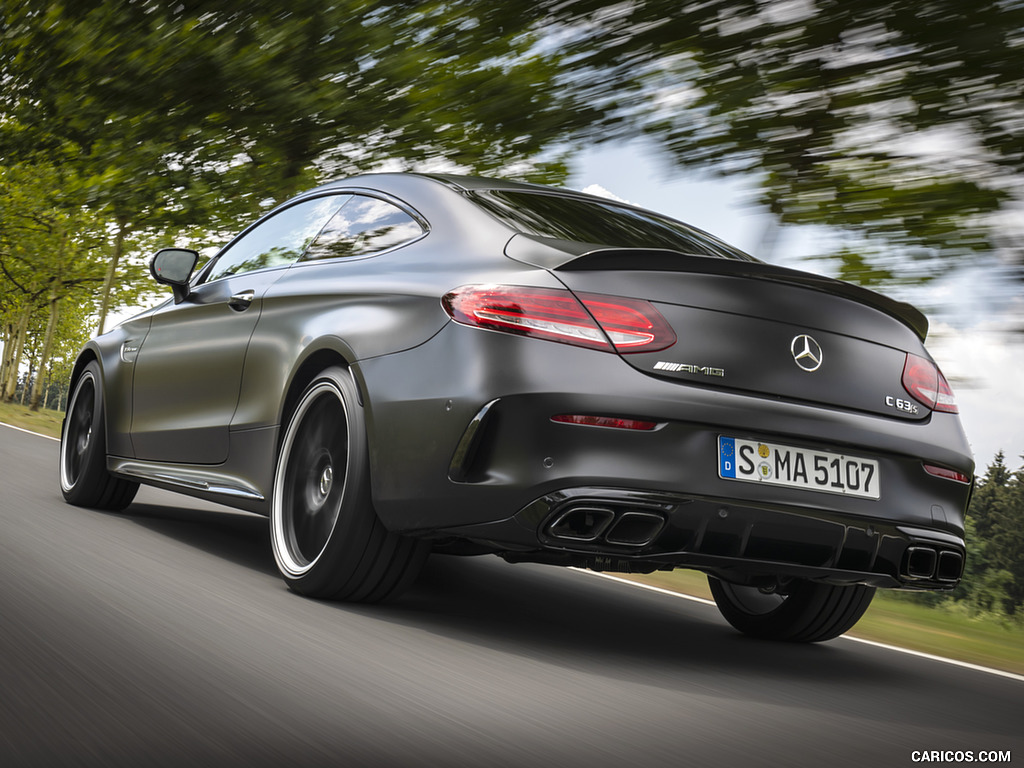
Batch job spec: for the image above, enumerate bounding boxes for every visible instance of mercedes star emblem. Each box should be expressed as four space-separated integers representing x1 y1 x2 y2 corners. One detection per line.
791 334 823 372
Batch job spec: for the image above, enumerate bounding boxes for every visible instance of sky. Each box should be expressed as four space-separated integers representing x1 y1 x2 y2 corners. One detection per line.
568 140 1024 473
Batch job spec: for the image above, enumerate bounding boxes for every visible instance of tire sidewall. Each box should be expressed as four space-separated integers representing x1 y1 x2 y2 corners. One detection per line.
60 361 106 502
270 367 372 595
709 576 874 642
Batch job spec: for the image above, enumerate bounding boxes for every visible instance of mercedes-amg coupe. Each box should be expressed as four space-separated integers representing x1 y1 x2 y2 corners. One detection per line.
60 173 974 642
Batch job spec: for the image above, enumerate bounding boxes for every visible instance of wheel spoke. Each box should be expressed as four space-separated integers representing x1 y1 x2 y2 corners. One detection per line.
722 583 786 615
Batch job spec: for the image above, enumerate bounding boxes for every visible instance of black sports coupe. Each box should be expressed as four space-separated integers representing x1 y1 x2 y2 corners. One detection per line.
60 173 974 642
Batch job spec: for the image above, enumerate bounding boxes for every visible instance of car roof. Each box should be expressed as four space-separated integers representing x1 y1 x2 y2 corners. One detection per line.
310 171 589 198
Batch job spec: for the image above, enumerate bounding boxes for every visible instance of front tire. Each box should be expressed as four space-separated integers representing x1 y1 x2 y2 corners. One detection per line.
708 575 875 642
270 366 428 601
59 360 139 511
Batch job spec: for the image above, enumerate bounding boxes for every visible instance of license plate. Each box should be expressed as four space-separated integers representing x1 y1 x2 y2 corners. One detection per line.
718 436 880 500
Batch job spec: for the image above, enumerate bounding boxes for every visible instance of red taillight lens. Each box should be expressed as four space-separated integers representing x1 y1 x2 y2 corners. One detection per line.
901 353 959 413
551 414 659 431
923 463 972 484
442 285 676 353
576 293 676 353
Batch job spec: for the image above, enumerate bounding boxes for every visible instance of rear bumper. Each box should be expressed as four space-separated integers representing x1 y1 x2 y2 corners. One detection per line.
443 486 966 589
356 324 973 588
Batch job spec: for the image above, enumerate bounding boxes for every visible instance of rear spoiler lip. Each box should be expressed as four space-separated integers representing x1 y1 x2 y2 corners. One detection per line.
504 236 929 341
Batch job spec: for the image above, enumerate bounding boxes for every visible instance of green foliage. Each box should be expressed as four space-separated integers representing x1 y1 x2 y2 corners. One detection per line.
0 163 105 312
544 0 1024 280
0 162 112 403
2 1 589 196
1 1 595 340
5 0 1022 359
910 451 1024 622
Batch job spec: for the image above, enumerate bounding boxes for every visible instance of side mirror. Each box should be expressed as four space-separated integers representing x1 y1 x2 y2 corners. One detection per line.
150 248 199 304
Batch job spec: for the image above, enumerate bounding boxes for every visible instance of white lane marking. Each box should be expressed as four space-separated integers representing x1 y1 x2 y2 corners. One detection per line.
576 569 717 606
841 636 1024 684
0 421 60 442
575 569 1024 685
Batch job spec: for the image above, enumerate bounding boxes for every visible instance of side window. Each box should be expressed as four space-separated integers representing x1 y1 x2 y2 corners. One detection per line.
300 195 424 262
204 195 350 282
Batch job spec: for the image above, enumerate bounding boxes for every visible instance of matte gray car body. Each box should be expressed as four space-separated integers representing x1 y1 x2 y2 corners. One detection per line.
60 172 974 640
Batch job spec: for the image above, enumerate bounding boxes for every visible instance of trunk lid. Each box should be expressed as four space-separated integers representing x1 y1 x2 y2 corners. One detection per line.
506 235 932 422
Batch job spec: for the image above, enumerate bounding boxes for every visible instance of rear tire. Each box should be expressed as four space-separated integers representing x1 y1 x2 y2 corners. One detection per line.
270 366 428 601
708 575 875 642
59 360 139 511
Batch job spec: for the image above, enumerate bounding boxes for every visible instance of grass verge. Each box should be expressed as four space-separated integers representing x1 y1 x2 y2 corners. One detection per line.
0 401 64 439
621 569 1024 677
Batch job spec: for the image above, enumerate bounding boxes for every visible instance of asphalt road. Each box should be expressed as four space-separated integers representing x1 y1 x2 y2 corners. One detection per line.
1 424 1021 768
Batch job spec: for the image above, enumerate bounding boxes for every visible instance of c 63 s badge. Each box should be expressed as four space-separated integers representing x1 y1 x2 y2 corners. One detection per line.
886 395 919 415
653 361 726 378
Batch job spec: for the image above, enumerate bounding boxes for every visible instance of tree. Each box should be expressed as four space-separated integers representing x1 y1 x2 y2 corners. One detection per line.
956 452 1024 617
0 162 109 408
545 0 1024 283
969 451 1010 541
989 459 1024 612
2 1 598 331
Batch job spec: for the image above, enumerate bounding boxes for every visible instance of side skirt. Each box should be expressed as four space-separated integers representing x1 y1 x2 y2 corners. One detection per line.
107 425 278 516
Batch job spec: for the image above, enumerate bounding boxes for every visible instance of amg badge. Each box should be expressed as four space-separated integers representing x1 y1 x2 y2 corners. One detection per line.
653 361 726 377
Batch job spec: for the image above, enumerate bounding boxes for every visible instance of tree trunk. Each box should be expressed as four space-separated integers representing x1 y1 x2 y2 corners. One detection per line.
20 357 33 405
2 309 30 403
30 282 61 411
96 216 129 336
0 321 12 395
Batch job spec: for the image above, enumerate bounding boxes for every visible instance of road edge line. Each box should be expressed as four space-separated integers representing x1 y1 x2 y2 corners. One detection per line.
0 421 60 442
574 568 1024 685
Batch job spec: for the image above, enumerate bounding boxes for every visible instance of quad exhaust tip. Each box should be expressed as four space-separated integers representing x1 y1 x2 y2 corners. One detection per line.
936 550 964 582
546 505 666 548
604 511 666 547
547 506 616 543
904 546 963 582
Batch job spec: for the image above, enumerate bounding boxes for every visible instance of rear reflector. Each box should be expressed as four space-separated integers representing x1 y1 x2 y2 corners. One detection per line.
551 414 659 431
923 463 972 484
901 353 959 413
442 285 676 353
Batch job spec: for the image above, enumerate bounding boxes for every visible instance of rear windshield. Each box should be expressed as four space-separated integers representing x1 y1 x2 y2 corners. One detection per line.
469 189 758 261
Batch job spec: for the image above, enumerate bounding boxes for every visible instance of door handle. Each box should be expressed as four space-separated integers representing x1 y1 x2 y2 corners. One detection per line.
227 290 255 311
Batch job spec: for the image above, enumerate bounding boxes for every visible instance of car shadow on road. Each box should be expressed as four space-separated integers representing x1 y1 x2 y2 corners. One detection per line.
117 499 278 577
351 555 1020 740
109 496 1020 743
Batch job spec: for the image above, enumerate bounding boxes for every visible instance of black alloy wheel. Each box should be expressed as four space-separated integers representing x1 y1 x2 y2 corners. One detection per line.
59 360 138 510
270 366 428 601
708 575 876 642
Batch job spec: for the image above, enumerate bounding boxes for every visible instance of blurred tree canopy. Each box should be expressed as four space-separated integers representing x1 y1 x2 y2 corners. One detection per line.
544 0 1024 282
1 1 590 196
0 0 595 334
2 0 1022 347
0 162 115 408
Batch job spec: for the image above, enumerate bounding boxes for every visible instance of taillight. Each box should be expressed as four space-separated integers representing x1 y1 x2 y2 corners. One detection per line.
442 285 676 353
901 353 958 413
